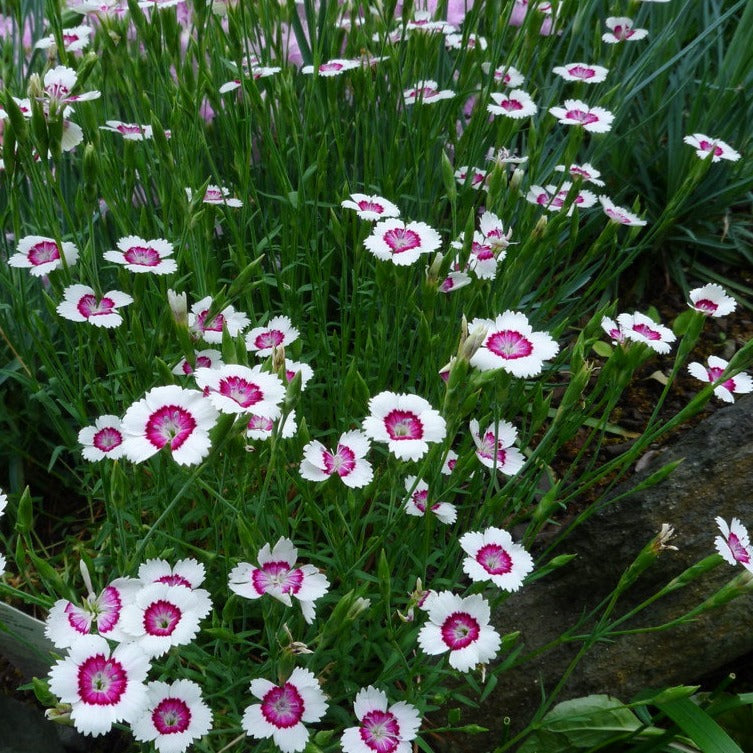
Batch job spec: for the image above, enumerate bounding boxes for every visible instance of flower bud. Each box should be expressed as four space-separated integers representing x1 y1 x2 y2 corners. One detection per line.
510 167 525 190
167 289 188 327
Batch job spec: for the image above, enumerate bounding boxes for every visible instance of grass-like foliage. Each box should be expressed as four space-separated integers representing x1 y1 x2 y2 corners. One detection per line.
1 1 753 751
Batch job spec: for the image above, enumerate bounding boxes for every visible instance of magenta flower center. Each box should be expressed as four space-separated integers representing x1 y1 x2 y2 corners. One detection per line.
123 245 161 267
476 543 513 575
478 432 508 465
413 86 438 99
78 294 116 318
567 65 595 79
440 611 481 650
486 329 534 359
471 242 494 261
196 309 225 333
613 25 634 40
252 561 303 595
152 697 192 735
693 298 718 313
501 98 524 112
565 109 599 125
46 81 71 100
320 62 344 72
357 200 384 214
219 376 263 408
383 228 421 254
248 415 274 432
698 140 723 156
570 167 591 179
360 709 401 753
204 188 224 202
707 367 735 391
412 489 428 513
606 208 631 224
116 124 143 135
323 445 356 477
28 240 60 266
143 599 182 636
260 683 305 728
92 426 123 453
254 330 285 350
77 654 128 706
63 32 81 44
631 323 661 341
727 533 751 564
157 574 193 588
384 410 424 440
145 405 198 451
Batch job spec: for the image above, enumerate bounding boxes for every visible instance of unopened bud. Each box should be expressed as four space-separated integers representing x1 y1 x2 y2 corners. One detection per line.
510 167 525 190
460 324 487 362
532 214 548 237
27 73 44 100
45 704 72 725
272 344 286 373
167 289 188 327
426 252 444 285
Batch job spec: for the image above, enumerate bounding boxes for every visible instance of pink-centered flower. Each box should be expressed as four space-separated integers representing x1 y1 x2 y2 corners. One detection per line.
552 63 609 83
241 668 328 753
47 634 149 737
8 235 79 276
445 32 487 51
450 231 507 281
41 65 100 108
601 316 627 345
616 312 676 353
45 577 141 648
138 557 206 590
483 62 524 88
602 17 648 43
57 284 133 327
454 166 488 190
131 679 213 753
172 349 224 376
186 185 242 207
194 364 285 417
683 133 741 163
715 517 753 573
403 80 455 105
99 121 155 140
403 476 456 524
599 195 647 226
78 415 126 461
687 356 753 403
688 283 736 317
439 268 473 292
341 193 400 222
245 315 300 357
283 359 314 390
188 295 250 343
302 58 361 76
35 24 93 52
549 99 614 133
487 89 537 119
341 686 421 753
228 537 330 624
554 162 605 186
246 411 298 440
363 391 446 461
418 591 501 672
460 527 533 591
121 385 218 466
469 311 559 377
104 236 177 274
469 419 525 475
118 582 211 658
364 219 441 266
300 430 373 488
526 182 597 214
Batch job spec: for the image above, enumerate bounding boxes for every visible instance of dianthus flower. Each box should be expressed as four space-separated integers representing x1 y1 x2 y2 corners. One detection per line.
487 89 537 119
602 17 648 43
40 65 100 109
121 385 219 465
482 62 524 87
417 591 500 671
300 430 373 488
57 284 133 327
99 121 154 140
186 185 242 207
194 364 285 417
552 63 609 83
245 315 300 357
403 80 455 105
228 537 330 624
469 419 525 475
241 668 328 753
363 391 446 461
138 557 206 590
341 193 400 222
454 166 488 190
526 182 597 214
554 162 605 186
172 349 224 376
364 219 441 266
8 235 79 276
469 311 559 377
104 236 177 274
549 99 614 133
246 411 298 440
688 283 736 317
403 476 456 524
78 415 126 461
617 312 676 353
188 296 250 343
341 686 421 753
715 517 753 573
599 195 647 226
683 134 740 163
460 527 533 591
302 58 361 76
48 634 149 737
35 25 92 52
687 356 753 403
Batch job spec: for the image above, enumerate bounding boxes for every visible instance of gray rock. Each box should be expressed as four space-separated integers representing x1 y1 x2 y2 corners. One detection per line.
449 394 753 752
0 694 65 753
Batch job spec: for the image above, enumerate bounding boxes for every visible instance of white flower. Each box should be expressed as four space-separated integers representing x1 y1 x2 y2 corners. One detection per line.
188 295 250 343
300 430 373 488
245 315 300 357
341 193 400 221
469 311 559 377
683 133 741 163
487 89 537 119
599 195 647 226
241 668 328 753
186 185 242 207
418 592 501 672
8 235 79 276
172 349 224 376
687 356 753 403
460 527 534 591
715 517 753 573
103 236 177 275
57 285 133 328
469 419 525 475
131 679 213 753
602 17 648 43
194 364 285 417
403 80 455 105
688 283 736 317
341 686 421 753
138 557 206 589
363 391 446 461
228 537 330 624
99 121 154 140
616 312 676 354
364 219 441 266
302 58 361 76
403 476 456 524
48 634 149 736
554 162 605 186
78 415 126 461
552 63 609 83
549 99 614 133
121 385 219 465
